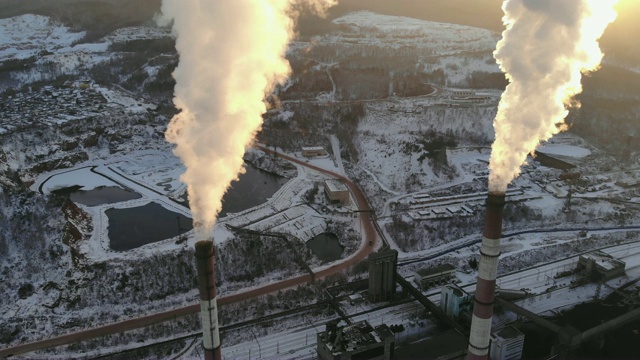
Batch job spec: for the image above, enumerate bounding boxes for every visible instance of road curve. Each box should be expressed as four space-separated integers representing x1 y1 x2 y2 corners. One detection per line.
0 147 377 358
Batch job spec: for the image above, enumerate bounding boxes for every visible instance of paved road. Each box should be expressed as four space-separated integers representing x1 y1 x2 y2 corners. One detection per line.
0 147 377 358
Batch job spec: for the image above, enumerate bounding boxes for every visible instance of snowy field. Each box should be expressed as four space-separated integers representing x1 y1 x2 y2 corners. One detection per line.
0 14 85 62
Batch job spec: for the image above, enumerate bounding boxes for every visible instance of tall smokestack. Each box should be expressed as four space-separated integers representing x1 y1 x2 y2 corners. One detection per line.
467 192 505 360
159 0 336 239
474 1 618 357
195 240 221 360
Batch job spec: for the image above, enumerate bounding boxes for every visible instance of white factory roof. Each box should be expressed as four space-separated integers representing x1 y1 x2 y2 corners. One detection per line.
324 179 348 192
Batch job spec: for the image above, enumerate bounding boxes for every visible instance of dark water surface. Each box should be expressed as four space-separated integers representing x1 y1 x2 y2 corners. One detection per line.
70 186 141 206
106 202 193 251
103 163 288 250
218 164 290 218
306 233 344 262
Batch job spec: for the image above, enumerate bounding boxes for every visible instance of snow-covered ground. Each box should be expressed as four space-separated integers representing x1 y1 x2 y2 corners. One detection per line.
0 13 172 91
330 11 499 54
537 144 591 158
2 8 640 358
0 14 85 62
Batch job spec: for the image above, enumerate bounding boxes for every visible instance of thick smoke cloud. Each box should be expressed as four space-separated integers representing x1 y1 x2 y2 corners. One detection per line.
159 0 335 239
489 0 618 193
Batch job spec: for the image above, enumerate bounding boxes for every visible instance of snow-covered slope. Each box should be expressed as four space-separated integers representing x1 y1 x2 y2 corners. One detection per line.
0 13 173 92
0 14 85 62
330 11 499 54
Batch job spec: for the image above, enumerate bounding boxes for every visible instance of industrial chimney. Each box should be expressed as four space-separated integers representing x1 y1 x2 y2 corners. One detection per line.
195 240 222 360
467 192 506 360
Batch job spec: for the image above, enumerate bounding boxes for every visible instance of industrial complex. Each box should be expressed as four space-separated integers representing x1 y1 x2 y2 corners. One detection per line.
2 4 640 360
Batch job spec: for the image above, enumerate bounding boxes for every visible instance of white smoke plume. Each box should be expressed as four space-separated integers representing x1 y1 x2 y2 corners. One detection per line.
489 0 618 193
159 0 335 239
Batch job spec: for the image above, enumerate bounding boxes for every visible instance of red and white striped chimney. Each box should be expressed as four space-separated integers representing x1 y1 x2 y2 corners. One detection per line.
195 240 222 360
467 192 506 360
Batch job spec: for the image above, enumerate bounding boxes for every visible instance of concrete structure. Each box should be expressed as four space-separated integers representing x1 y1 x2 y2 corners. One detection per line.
452 90 475 98
496 296 640 358
468 193 506 360
414 264 456 289
324 179 351 206
348 293 363 305
317 320 395 360
368 250 398 302
577 250 626 281
489 326 524 360
302 146 328 157
615 178 640 188
394 329 468 359
195 240 221 360
534 151 577 170
441 284 472 319
450 90 490 103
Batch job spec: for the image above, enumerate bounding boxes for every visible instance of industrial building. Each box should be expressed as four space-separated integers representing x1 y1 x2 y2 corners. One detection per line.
577 250 626 281
441 284 472 319
368 250 398 302
302 146 328 157
414 264 456 289
324 179 351 206
615 178 640 188
533 150 577 170
450 90 490 103
317 320 395 360
489 326 525 360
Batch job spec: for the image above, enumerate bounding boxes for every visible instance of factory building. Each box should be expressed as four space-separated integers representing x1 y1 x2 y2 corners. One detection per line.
368 250 398 302
450 90 491 103
413 264 456 289
489 326 525 360
302 146 328 157
440 284 472 319
577 250 626 281
317 320 395 360
324 179 351 206
615 178 640 188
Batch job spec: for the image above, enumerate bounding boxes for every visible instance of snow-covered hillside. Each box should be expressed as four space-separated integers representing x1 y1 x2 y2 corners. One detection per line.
330 11 499 54
0 14 85 61
0 13 173 92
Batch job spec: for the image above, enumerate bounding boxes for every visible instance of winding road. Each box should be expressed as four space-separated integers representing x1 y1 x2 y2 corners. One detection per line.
0 147 378 358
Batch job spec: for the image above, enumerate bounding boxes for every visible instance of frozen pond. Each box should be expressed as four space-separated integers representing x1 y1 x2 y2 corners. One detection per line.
218 163 290 218
306 232 344 262
106 163 289 250
43 162 290 250
106 202 193 251
70 186 141 206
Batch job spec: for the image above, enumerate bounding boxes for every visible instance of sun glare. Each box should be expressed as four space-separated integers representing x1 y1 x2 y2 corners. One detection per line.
615 0 633 12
